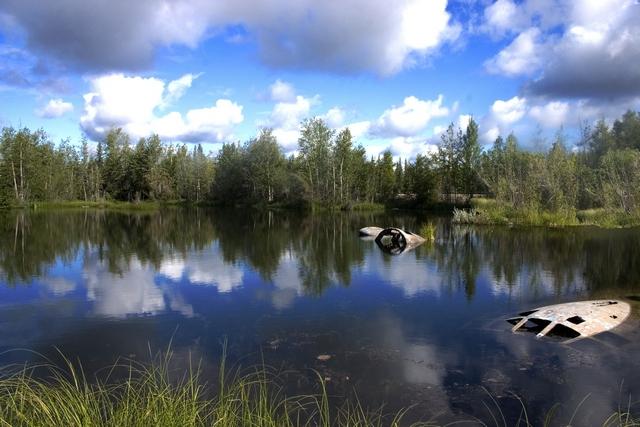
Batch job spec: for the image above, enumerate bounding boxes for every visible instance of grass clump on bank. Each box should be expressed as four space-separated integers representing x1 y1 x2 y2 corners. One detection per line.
452 198 640 228
0 351 408 427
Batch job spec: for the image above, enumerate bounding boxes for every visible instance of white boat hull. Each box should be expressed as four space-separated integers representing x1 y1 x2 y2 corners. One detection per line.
507 300 631 343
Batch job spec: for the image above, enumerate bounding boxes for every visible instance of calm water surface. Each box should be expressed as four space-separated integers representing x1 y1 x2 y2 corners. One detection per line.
0 208 639 424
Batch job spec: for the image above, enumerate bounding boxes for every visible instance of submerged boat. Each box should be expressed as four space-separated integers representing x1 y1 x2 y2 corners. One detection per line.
359 226 384 237
507 300 631 343
374 227 425 255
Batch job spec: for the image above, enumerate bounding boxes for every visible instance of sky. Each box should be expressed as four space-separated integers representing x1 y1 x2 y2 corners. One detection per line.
0 0 639 159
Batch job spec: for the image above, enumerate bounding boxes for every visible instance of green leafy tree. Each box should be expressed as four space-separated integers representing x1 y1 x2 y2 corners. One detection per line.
460 118 481 200
246 129 285 203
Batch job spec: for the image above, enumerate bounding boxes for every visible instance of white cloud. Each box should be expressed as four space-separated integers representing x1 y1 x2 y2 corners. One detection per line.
270 95 314 130
371 95 449 137
483 0 519 36
457 114 472 131
528 101 570 128
322 107 345 128
162 73 199 107
342 121 371 139
484 28 543 76
484 0 640 99
81 73 243 142
478 96 528 144
481 126 501 144
483 0 566 36
269 79 295 102
3 0 460 75
491 96 527 124
35 98 74 118
266 94 317 152
389 137 439 160
432 125 446 136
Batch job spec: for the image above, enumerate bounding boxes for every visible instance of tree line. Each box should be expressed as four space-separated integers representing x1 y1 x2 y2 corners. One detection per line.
1 110 639 214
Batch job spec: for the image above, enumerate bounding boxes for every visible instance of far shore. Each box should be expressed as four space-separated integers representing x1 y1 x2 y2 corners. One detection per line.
3 198 640 229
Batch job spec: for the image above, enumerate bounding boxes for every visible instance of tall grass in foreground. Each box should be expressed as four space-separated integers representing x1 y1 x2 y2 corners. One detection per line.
0 350 412 427
0 350 638 426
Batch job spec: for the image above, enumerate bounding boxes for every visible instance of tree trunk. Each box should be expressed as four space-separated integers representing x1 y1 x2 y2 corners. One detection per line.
339 159 344 203
11 161 19 201
19 144 24 202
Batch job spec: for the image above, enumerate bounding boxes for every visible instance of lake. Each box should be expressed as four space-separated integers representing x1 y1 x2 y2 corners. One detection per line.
0 208 638 424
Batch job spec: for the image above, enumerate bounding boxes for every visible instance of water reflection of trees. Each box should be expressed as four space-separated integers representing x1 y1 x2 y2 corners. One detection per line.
210 210 370 294
432 224 640 299
0 209 638 299
0 209 218 283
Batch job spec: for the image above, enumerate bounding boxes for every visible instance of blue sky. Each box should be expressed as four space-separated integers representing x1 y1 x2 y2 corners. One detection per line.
1 0 639 158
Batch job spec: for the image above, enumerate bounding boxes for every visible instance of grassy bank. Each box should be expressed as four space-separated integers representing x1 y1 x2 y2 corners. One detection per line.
308 201 386 212
0 352 638 427
10 200 176 211
0 352 406 427
452 198 640 228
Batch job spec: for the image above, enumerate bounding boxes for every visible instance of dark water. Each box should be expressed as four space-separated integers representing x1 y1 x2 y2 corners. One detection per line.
0 208 639 424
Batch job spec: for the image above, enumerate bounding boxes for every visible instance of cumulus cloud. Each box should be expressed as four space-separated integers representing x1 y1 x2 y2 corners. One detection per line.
484 0 640 99
0 0 460 75
479 94 640 145
528 100 570 128
371 95 449 137
269 79 295 102
343 121 372 139
457 114 472 130
482 0 566 36
267 94 317 152
322 107 345 128
490 96 527 124
478 96 528 144
80 73 243 142
35 98 73 118
162 73 199 107
387 137 439 160
484 28 543 76
483 0 520 36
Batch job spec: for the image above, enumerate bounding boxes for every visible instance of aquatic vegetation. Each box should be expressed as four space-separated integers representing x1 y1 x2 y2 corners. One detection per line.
451 198 640 228
419 222 436 242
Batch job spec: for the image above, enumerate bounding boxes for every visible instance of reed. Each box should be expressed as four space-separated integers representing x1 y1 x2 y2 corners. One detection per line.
0 350 411 427
0 349 637 426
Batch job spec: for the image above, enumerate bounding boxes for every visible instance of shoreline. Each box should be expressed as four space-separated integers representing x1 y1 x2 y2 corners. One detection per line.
3 199 640 228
